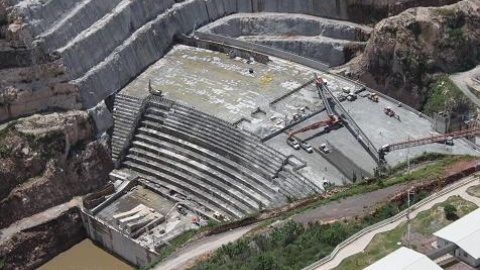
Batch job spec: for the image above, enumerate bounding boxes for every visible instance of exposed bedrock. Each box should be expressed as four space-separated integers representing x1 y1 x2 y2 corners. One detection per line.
0 0 464 124
0 207 86 270
198 13 372 66
350 0 480 109
0 111 112 228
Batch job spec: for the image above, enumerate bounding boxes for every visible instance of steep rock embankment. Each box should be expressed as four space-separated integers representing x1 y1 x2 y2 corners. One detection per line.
199 13 372 66
0 0 463 124
0 207 85 270
0 111 112 228
350 0 480 110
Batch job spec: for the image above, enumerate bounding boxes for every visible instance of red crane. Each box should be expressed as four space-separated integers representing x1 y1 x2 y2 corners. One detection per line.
288 115 338 137
287 76 339 137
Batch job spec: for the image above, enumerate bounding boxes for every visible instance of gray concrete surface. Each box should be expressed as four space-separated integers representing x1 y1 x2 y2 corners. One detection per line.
121 44 480 187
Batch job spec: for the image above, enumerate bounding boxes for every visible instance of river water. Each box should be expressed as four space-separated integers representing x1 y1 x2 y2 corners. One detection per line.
36 239 133 270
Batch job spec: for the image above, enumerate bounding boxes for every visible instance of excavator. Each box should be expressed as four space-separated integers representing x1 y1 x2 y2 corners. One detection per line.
287 76 340 137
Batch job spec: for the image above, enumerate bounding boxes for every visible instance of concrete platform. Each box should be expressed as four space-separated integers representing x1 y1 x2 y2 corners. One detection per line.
120 44 480 187
122 44 316 123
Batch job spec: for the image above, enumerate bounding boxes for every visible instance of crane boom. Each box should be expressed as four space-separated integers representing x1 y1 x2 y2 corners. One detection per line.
315 76 334 117
288 115 337 137
380 127 480 155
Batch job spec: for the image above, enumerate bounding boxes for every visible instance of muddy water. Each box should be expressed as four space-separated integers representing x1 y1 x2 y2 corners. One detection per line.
37 239 133 270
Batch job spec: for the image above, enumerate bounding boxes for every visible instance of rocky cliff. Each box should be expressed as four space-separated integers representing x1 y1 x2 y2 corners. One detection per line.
0 111 112 228
0 207 85 270
350 0 480 110
0 0 463 125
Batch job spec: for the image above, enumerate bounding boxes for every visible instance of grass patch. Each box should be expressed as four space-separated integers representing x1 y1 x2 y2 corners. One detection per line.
467 185 480 198
333 195 477 270
422 76 474 116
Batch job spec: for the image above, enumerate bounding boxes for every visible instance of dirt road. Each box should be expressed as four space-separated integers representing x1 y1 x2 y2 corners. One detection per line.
293 183 409 224
153 225 257 270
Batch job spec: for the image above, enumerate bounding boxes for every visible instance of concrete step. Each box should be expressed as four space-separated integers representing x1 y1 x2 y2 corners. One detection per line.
134 130 277 198
130 142 268 208
123 160 244 218
171 109 284 165
122 165 231 219
146 118 278 178
161 117 280 174
127 148 256 213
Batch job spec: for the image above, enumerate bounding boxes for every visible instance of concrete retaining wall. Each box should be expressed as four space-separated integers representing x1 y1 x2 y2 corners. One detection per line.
80 209 155 266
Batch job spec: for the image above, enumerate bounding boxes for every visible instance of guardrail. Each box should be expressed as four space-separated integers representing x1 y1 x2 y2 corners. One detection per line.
301 176 478 270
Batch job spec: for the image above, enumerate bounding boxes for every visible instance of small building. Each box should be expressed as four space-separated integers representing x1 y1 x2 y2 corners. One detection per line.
434 208 480 267
363 247 442 270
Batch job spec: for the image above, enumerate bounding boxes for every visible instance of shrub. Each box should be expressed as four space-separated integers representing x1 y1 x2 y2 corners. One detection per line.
444 204 459 220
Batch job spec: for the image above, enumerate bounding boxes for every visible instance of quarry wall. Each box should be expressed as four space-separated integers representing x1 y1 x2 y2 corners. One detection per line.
0 0 461 123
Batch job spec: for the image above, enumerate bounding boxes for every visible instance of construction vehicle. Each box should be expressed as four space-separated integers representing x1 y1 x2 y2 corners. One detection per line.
368 92 379 102
347 94 357 102
287 137 300 149
300 141 314 153
384 106 395 117
319 143 330 153
379 127 480 167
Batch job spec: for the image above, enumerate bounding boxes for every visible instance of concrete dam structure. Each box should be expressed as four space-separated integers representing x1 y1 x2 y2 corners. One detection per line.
1 0 477 268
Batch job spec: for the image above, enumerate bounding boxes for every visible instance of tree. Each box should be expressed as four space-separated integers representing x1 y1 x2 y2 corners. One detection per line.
444 204 459 220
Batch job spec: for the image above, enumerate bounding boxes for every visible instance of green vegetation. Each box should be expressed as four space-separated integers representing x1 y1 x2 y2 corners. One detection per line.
432 7 456 18
188 193 429 270
436 27 467 50
467 184 480 198
333 196 477 270
407 22 421 40
444 203 459 220
0 256 6 268
422 76 474 116
139 230 196 270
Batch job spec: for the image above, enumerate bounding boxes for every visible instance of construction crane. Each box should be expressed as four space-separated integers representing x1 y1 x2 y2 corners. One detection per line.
288 115 338 137
287 76 339 137
379 127 480 164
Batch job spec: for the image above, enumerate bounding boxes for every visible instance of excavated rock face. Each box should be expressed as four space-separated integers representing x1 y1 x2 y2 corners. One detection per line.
0 111 112 228
0 207 85 270
354 0 480 109
344 0 462 24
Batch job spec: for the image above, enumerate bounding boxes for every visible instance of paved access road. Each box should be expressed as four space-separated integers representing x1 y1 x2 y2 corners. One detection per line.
310 176 480 270
153 225 256 270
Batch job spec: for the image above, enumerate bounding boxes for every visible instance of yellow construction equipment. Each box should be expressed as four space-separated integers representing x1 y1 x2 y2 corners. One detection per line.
368 92 379 102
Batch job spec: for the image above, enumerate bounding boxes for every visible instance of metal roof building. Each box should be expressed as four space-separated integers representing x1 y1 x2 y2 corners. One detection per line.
363 247 442 270
433 208 480 267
